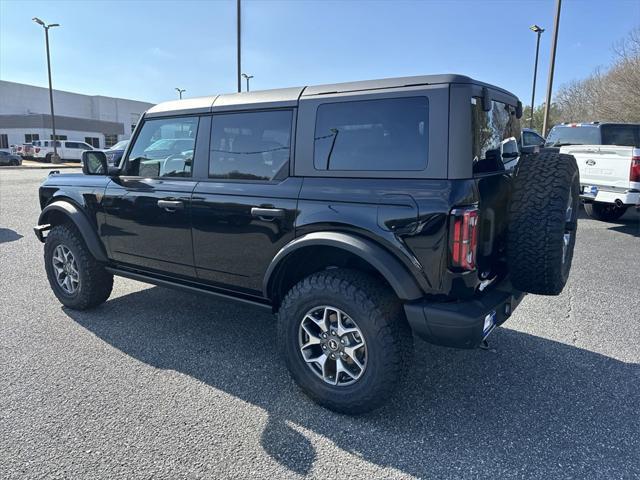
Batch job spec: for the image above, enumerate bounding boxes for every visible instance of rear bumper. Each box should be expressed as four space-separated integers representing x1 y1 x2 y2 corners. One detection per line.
404 280 525 349
580 184 640 206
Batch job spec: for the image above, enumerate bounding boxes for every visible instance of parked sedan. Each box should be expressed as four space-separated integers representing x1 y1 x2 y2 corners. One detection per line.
103 140 129 167
0 151 22 166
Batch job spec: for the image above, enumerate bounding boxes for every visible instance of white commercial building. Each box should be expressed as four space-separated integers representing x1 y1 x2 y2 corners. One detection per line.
0 80 154 150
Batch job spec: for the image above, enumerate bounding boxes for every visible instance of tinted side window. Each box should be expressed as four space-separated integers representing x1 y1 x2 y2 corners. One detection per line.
523 131 544 146
313 97 428 171
209 110 292 181
125 116 198 177
601 125 640 147
65 142 79 149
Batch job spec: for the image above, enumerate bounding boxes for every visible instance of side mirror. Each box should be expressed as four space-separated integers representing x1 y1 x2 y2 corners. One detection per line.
501 137 520 159
82 151 108 175
515 101 523 119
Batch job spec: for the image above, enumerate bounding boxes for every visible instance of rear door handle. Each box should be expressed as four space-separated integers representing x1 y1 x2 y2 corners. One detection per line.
251 207 285 219
157 199 184 211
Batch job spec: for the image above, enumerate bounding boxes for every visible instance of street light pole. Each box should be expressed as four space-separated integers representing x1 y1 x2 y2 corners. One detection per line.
33 17 60 163
529 24 544 130
237 0 242 93
175 88 186 99
241 73 253 92
542 0 562 137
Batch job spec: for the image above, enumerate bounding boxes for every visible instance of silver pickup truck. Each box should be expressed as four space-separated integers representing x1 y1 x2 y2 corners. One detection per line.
546 122 640 221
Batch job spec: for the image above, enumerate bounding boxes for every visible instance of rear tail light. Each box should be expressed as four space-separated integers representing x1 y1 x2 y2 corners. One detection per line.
450 207 479 271
35 147 40 153
630 150 640 183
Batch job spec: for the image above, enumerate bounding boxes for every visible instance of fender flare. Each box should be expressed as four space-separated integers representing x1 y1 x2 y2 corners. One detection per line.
38 201 108 263
263 231 423 301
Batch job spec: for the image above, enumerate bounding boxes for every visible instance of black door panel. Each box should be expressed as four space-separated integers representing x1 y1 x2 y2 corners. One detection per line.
191 178 301 294
102 177 197 277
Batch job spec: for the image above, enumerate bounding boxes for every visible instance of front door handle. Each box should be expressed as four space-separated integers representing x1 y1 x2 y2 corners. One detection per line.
157 199 184 211
251 207 285 219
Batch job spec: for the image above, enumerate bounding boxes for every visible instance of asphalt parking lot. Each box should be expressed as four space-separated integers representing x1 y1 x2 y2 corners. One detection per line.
1 168 638 479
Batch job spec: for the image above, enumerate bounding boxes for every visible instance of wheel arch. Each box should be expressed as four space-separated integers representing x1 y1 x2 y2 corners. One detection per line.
38 200 108 263
264 232 423 309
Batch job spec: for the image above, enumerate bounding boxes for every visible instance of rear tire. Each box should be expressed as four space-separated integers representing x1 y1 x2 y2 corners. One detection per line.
583 202 627 222
277 268 413 414
507 152 580 295
44 224 113 310
45 153 52 163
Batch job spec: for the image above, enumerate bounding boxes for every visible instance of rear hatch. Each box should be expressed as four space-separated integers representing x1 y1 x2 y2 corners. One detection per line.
458 98 519 286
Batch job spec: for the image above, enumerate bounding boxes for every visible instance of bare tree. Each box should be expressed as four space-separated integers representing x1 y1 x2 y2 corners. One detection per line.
553 27 640 124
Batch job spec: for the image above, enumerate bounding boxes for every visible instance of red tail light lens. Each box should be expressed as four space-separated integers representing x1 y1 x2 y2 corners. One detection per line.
630 151 640 183
450 207 479 271
35 147 40 153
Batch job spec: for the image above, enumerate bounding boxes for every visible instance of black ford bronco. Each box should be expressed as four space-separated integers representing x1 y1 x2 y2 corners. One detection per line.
35 75 580 413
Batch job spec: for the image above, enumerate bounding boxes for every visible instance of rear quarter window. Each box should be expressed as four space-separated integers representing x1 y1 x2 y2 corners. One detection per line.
601 125 640 147
313 96 429 171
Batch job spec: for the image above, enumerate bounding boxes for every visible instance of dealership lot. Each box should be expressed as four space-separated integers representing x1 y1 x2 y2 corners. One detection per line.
1 169 638 479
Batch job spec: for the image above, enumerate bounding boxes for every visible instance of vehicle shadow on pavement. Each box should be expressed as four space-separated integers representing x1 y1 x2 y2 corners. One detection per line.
577 205 640 237
607 211 640 237
0 227 23 244
65 287 639 478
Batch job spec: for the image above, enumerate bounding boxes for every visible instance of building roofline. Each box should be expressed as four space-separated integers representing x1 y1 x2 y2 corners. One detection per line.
0 79 154 106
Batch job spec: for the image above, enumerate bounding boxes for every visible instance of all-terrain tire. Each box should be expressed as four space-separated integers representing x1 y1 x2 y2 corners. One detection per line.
277 268 413 414
44 224 113 310
507 152 580 295
584 202 627 222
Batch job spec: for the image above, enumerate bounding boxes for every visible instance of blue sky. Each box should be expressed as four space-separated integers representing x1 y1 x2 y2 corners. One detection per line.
1 0 638 106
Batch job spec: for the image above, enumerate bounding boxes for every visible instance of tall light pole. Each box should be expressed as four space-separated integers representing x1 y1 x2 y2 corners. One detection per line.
33 17 60 163
237 0 242 93
542 0 562 137
529 24 544 130
175 87 186 99
241 73 253 92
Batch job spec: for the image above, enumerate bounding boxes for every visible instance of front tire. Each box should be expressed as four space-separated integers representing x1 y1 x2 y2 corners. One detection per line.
44 224 113 310
584 202 627 222
277 269 413 414
45 153 52 163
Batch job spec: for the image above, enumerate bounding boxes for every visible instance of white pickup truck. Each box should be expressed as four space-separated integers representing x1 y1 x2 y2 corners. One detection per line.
32 140 95 163
547 123 640 221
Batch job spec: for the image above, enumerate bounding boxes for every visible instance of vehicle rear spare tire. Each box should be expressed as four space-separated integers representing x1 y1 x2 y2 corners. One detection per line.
507 152 580 295
583 202 627 222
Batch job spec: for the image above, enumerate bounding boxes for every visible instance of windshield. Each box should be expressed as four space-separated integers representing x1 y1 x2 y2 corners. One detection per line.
545 126 600 146
108 140 128 151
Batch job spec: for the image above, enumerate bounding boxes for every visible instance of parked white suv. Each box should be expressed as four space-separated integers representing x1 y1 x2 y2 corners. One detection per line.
547 123 640 221
33 140 95 163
